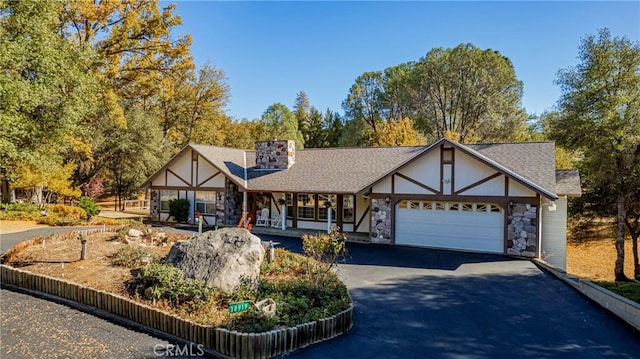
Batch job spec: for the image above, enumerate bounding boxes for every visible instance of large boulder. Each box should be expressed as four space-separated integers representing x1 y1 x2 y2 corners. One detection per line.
165 228 265 293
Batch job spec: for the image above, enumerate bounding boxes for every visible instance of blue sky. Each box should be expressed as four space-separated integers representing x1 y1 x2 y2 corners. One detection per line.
169 1 640 121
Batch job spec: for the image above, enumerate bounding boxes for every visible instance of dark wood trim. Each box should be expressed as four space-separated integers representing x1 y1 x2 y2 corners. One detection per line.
439 144 444 194
504 177 510 255
454 172 502 195
394 172 439 194
391 175 395 194
269 193 281 215
337 194 344 230
197 171 221 187
355 206 370 232
150 186 225 191
292 192 298 228
195 154 199 188
190 150 194 187
535 194 541 258
167 169 191 186
451 148 455 194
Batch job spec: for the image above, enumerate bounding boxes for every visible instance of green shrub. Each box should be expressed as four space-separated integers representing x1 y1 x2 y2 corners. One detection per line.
110 246 159 267
0 203 41 221
168 198 190 223
35 204 87 226
301 227 348 290
77 196 100 218
134 263 212 309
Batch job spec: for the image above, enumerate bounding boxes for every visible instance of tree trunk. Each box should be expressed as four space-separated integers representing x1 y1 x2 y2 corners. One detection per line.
614 194 629 281
633 234 639 281
1 178 12 203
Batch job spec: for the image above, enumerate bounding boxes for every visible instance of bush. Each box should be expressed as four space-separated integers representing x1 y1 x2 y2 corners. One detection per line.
301 227 348 290
110 246 159 267
36 204 87 226
0 203 41 221
77 196 100 218
168 198 190 223
133 263 213 309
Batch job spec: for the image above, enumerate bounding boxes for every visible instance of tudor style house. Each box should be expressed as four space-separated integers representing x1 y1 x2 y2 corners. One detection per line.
141 138 580 270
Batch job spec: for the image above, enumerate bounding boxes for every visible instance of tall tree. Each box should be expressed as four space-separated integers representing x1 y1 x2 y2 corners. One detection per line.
342 71 385 133
550 28 640 281
294 91 311 140
322 109 344 148
0 0 97 202
301 107 326 148
367 118 425 147
411 44 525 143
259 103 304 148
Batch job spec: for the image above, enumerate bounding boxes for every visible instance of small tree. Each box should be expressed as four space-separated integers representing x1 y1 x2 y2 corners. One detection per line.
77 196 100 219
168 198 190 223
301 227 348 290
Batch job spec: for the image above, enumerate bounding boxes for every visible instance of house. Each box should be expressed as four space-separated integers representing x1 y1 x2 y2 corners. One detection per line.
141 138 581 270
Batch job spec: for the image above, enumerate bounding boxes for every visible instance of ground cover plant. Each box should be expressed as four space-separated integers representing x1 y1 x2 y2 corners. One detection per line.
2 228 351 332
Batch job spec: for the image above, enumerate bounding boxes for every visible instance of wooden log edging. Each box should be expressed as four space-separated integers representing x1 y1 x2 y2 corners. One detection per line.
0 230 354 358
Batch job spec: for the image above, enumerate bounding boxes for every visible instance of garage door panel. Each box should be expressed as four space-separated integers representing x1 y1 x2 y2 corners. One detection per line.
395 201 503 253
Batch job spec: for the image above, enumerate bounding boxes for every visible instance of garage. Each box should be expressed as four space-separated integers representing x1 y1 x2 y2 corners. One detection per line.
395 200 504 253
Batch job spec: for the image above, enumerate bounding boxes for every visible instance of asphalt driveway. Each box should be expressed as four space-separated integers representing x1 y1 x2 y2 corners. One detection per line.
1 229 639 358
260 235 640 359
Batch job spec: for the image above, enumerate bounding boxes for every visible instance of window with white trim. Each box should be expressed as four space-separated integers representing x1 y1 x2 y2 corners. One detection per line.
160 190 178 212
195 191 216 214
297 193 315 220
318 194 337 221
343 195 354 222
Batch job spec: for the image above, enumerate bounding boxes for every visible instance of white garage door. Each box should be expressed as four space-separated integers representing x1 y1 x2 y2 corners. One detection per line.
395 200 504 253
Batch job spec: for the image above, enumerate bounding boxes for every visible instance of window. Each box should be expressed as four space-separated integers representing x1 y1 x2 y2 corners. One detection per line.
195 191 216 214
297 193 315 220
318 194 337 221
160 190 178 211
343 195 354 222
449 203 460 211
285 193 293 219
489 203 503 213
476 204 488 213
435 202 445 211
462 203 473 212
442 148 453 163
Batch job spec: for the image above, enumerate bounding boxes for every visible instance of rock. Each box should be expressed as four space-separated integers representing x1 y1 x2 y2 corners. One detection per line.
165 228 265 293
156 232 166 239
144 287 154 299
128 229 143 237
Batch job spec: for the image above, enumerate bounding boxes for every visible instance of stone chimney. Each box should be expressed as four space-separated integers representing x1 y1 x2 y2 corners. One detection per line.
255 139 295 169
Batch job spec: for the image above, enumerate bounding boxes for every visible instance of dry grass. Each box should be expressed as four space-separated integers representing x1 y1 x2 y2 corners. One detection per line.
567 217 637 281
3 231 187 293
0 220 49 234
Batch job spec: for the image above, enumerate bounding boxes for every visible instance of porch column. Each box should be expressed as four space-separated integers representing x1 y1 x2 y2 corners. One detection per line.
242 191 248 226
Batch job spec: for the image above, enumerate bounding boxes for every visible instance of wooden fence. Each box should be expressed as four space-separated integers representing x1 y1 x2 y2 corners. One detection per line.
0 230 353 358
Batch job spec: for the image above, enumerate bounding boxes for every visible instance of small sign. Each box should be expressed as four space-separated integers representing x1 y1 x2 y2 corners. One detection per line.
229 301 250 313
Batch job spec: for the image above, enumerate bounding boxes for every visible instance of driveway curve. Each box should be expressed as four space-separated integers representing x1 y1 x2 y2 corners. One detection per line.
262 237 640 359
1 228 639 358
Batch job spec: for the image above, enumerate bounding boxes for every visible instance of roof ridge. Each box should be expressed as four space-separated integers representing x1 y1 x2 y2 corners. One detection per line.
467 141 555 145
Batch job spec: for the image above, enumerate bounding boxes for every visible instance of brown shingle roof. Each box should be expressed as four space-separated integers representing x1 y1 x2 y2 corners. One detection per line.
555 169 582 197
245 146 425 193
465 142 558 198
148 139 570 200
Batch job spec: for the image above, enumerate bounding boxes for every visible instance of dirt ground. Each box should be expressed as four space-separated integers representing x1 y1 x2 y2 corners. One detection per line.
3 231 186 293
567 239 636 282
0 220 50 234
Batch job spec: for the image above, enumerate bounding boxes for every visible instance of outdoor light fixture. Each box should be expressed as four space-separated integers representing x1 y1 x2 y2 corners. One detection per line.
385 196 391 205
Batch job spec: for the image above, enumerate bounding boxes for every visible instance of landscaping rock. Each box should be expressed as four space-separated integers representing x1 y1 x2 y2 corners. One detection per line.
128 229 143 237
165 228 265 293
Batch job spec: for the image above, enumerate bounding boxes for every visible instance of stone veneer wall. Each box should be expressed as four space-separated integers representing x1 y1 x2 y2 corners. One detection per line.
215 191 225 225
225 181 242 225
255 140 295 169
507 202 538 257
150 190 160 220
370 198 392 244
